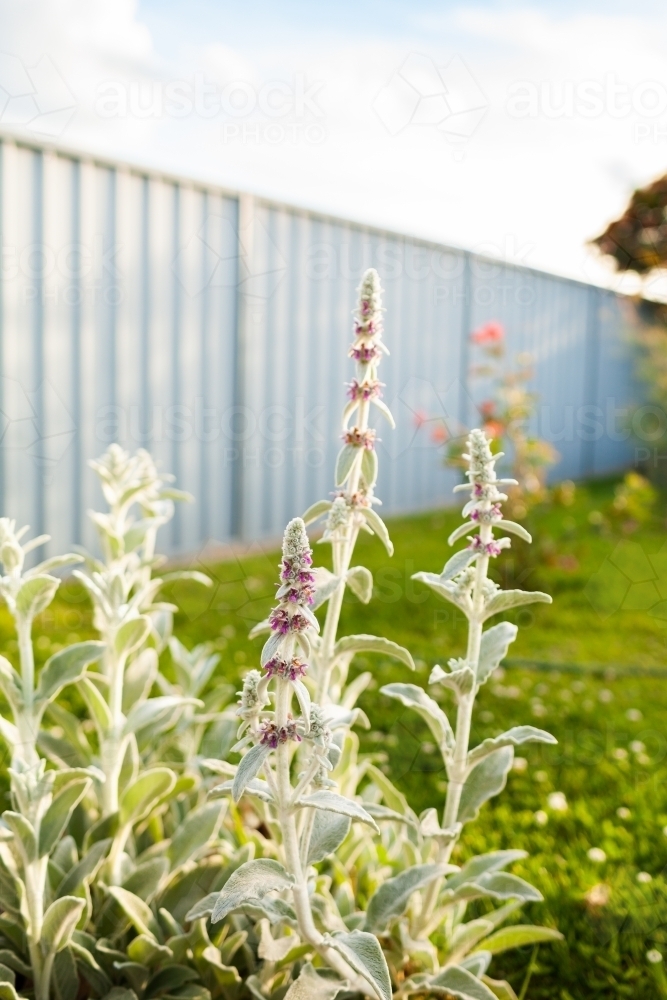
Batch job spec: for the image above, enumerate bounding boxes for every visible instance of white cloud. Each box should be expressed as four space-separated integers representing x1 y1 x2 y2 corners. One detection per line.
0 1 665 291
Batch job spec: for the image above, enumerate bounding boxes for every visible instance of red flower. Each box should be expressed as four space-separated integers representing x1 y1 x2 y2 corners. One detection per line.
471 321 504 345
482 420 505 440
431 424 448 444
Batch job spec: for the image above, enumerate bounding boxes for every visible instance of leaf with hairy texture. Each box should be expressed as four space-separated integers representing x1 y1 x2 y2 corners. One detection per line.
365 803 417 827
428 965 498 1000
347 566 373 604
0 953 29 979
476 623 518 685
496 520 532 543
184 892 218 921
361 508 394 556
474 924 563 955
120 769 175 827
381 683 454 753
39 778 91 856
248 619 271 640
293 679 311 730
0 962 15 986
284 963 345 1000
311 569 341 610
459 953 492 978
306 811 351 865
480 976 519 1000
302 500 332 525
122 859 168 901
0 658 22 713
107 887 161 938
56 840 110 898
458 747 514 823
483 590 551 621
210 778 273 804
0 984 19 1000
297 791 379 832
430 663 475 699
334 635 414 671
467 727 557 767
35 642 105 710
210 859 295 923
372 397 395 428
123 696 194 737
364 864 445 933
335 445 357 486
126 935 173 966
145 966 199 997
168 802 224 869
260 632 282 668
16 574 60 620
448 521 476 546
232 744 271 802
361 448 378 488
83 812 119 852
80 679 112 734
341 670 373 710
327 930 391 1000
445 851 527 892
0 718 18 749
412 571 470 614
122 649 158 713
41 897 86 955
3 813 36 862
114 617 151 658
460 872 543 904
441 548 477 582
53 946 79 1000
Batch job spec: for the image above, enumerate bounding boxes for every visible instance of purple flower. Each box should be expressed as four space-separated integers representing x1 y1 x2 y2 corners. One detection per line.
349 344 381 364
469 536 504 557
343 428 376 450
265 656 308 681
346 379 382 401
259 717 302 748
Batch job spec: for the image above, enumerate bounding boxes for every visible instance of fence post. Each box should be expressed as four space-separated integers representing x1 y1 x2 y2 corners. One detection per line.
580 285 601 477
458 251 472 430
231 192 255 539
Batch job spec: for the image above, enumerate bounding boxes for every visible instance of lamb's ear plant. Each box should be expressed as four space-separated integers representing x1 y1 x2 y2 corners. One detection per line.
67 446 211 883
0 519 104 1000
301 268 413 711
198 518 393 1000
198 270 415 999
373 429 562 998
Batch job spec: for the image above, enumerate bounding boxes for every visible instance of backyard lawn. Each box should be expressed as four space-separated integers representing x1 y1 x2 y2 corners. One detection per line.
3 475 667 999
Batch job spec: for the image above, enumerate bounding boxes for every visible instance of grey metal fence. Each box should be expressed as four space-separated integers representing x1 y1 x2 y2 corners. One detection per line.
0 131 641 558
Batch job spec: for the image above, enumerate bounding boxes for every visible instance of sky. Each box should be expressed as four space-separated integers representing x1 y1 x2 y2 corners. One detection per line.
1 0 667 294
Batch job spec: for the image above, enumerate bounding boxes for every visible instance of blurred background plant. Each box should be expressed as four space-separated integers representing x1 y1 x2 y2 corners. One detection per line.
422 321 559 522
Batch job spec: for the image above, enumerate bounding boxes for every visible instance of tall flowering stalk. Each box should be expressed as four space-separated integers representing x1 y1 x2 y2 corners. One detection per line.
200 518 393 1000
299 269 412 710
376 429 560 994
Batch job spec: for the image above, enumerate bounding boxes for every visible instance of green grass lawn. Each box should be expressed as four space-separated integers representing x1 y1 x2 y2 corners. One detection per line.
3 476 667 998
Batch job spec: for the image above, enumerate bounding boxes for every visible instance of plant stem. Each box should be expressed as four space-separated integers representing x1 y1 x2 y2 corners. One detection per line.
273 678 372 995
24 853 49 1000
417 521 492 937
317 398 370 704
518 944 539 1000
17 614 39 767
101 642 126 819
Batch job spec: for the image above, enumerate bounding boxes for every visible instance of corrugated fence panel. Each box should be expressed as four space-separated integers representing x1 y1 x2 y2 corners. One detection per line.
0 132 645 555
